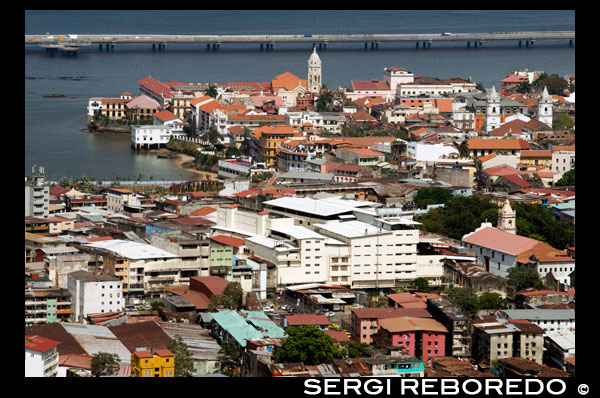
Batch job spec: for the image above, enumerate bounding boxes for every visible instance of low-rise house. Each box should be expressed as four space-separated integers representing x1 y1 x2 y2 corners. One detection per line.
131 348 175 377
378 316 447 362
126 94 162 122
364 349 425 377
467 137 530 158
336 147 385 166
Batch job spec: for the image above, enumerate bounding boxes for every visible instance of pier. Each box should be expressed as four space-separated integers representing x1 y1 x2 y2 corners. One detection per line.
26 31 575 51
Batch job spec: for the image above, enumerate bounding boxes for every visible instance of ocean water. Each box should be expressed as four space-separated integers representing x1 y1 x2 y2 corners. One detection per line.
24 10 575 181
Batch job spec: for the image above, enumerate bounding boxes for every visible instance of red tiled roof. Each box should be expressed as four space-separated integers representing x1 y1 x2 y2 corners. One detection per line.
286 314 330 326
462 226 539 256
25 335 60 352
348 80 390 92
190 276 230 297
25 323 87 356
210 235 246 247
467 137 530 150
164 286 210 310
323 330 350 342
191 206 217 216
58 353 93 370
172 216 215 226
351 307 431 320
154 110 179 121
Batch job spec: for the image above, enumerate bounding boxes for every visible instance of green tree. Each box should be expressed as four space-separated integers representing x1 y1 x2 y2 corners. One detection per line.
411 277 432 293
275 325 343 365
204 84 219 98
414 187 453 207
507 266 545 291
533 75 568 95
341 341 371 359
201 128 223 146
446 287 479 317
477 292 507 310
226 146 242 158
167 336 195 377
217 339 241 376
316 88 334 112
208 282 244 311
552 113 574 131
91 352 120 377
512 202 574 249
458 140 470 158
544 272 559 291
476 82 485 92
556 168 575 186
516 81 531 94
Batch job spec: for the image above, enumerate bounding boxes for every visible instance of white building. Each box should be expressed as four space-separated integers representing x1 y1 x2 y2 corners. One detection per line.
384 67 415 96
486 86 502 132
537 87 553 127
498 309 575 334
131 125 184 150
314 219 419 289
218 159 252 179
285 111 324 130
552 146 575 184
25 167 49 218
217 205 295 237
307 48 322 94
25 335 60 377
406 142 460 163
67 270 123 323
462 222 575 287
83 239 187 301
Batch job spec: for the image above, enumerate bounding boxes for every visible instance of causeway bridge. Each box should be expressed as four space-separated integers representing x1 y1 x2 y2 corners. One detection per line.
25 31 575 52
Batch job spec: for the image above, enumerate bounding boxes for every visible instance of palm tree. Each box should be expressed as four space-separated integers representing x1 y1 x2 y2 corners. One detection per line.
204 84 218 99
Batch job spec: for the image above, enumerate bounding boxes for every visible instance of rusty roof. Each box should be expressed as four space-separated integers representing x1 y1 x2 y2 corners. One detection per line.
25 323 87 356
108 321 173 352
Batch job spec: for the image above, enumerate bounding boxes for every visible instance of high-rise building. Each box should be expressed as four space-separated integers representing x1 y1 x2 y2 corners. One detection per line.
25 166 49 218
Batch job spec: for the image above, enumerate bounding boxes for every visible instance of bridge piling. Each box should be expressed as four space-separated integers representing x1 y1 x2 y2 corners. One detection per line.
467 41 470 48
569 39 573 46
530 40 535 47
519 40 522 47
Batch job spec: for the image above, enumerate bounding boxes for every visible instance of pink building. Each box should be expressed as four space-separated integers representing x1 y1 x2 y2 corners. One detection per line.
378 316 447 362
350 307 432 344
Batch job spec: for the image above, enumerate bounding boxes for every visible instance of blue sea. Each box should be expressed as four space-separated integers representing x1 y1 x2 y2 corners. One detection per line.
25 10 575 181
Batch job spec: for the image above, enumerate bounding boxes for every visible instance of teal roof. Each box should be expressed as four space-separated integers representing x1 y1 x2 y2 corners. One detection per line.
551 202 575 210
210 310 286 347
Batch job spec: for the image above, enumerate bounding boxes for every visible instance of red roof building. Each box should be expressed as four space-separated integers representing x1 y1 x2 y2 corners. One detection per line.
210 235 246 248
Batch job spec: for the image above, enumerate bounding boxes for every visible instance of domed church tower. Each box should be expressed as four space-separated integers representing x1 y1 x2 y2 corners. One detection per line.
498 198 517 235
307 48 322 94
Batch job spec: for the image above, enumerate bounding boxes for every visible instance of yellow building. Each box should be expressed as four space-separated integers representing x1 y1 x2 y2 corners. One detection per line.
131 348 175 377
251 125 301 167
519 150 553 167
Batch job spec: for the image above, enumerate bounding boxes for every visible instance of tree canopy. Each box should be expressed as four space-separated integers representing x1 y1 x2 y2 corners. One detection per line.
533 73 568 95
552 113 574 131
167 336 195 377
91 352 120 377
208 282 244 311
413 187 453 207
477 292 508 310
410 277 432 293
555 168 575 187
275 325 343 365
512 202 574 249
507 266 545 291
446 287 479 317
225 146 242 158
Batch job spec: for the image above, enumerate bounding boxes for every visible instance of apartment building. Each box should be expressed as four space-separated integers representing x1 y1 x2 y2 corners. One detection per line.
25 170 49 218
426 297 472 358
67 270 124 323
25 335 60 377
83 239 189 303
150 231 211 277
25 287 72 326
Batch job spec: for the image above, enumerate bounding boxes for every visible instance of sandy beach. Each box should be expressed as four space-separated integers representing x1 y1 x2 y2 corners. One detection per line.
153 148 219 179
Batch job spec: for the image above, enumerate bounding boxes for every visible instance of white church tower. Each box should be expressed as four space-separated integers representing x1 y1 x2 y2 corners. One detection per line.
537 86 553 126
307 48 322 94
497 198 517 235
486 86 501 133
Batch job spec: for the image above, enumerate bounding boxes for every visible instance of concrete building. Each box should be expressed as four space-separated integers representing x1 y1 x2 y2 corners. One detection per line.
426 297 472 358
350 307 432 345
25 167 50 218
131 125 184 150
25 287 72 326
150 231 211 278
25 335 60 377
498 309 575 334
83 239 188 302
67 270 124 323
378 316 447 362
551 145 575 184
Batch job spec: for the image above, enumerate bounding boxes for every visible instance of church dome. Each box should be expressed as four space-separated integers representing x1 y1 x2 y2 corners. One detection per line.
308 48 321 65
